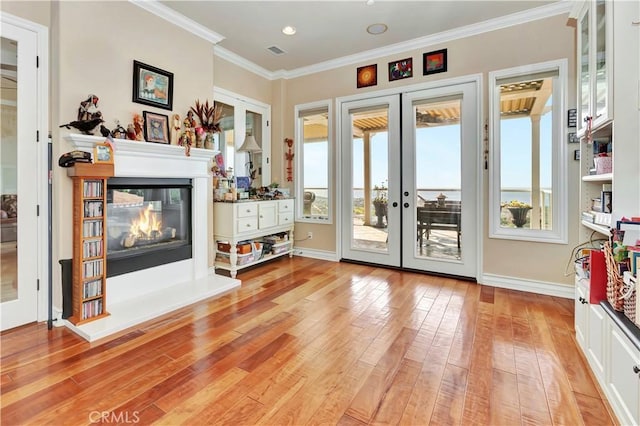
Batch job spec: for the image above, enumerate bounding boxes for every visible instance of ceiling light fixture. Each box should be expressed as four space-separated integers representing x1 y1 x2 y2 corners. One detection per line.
366 0 375 5
282 26 296 36
366 23 387 35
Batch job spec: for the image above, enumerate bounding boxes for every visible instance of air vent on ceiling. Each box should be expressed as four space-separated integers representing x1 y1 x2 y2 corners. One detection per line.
267 45 286 55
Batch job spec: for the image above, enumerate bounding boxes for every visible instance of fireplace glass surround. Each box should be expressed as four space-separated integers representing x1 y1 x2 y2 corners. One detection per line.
106 177 192 277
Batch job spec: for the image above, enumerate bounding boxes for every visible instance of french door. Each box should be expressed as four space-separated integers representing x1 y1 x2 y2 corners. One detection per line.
340 81 478 278
1 20 41 330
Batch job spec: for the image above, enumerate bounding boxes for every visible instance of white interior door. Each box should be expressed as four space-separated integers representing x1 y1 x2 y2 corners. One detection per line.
0 22 40 330
340 95 401 267
401 81 478 278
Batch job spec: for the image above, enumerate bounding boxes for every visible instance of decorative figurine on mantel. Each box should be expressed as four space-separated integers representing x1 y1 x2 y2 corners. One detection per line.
59 94 104 135
110 120 127 139
78 94 99 121
171 114 181 146
133 113 145 141
178 110 196 156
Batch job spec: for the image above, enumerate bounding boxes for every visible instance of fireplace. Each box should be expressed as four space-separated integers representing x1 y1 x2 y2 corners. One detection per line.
65 134 241 341
106 177 192 277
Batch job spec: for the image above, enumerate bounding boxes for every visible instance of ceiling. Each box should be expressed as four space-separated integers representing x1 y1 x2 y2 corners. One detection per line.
158 0 565 76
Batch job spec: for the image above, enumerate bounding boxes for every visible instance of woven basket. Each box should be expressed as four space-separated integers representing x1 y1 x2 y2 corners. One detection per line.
603 241 625 311
622 282 636 323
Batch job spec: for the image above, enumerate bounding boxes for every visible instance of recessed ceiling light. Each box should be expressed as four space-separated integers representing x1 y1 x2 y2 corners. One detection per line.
282 26 296 36
366 0 375 5
367 23 387 35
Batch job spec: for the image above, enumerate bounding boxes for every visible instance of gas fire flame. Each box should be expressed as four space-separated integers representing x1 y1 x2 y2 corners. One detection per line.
130 203 162 237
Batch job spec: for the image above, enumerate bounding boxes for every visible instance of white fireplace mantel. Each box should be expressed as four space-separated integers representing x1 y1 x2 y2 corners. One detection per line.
63 134 240 341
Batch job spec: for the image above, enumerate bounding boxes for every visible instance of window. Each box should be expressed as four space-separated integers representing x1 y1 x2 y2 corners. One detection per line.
295 101 332 222
489 60 567 243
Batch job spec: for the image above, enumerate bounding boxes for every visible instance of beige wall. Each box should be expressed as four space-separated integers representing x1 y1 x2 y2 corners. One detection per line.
1 1 49 27
3 1 222 310
280 14 578 285
4 0 578 310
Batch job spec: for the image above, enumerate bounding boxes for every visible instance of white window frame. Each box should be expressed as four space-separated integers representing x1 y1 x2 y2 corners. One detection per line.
294 100 333 223
488 59 568 244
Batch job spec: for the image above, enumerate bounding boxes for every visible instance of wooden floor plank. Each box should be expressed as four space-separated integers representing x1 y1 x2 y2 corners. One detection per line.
0 258 614 425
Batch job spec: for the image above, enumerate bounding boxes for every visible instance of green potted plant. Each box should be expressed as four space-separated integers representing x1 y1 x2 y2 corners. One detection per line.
372 184 388 228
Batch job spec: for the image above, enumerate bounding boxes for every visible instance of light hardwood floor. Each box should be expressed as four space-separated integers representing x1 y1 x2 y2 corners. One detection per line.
0 257 614 425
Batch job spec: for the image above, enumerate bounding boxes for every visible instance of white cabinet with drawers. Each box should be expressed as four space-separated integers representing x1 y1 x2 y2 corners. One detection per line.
574 274 640 426
214 199 294 278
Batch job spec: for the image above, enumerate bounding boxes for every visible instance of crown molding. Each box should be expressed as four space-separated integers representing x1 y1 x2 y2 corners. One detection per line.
283 1 573 79
137 0 573 81
213 45 285 80
129 0 225 45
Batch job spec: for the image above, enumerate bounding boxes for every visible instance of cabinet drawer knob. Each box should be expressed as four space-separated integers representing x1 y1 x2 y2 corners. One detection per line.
246 209 251 213
633 365 640 374
246 224 251 227
578 297 588 304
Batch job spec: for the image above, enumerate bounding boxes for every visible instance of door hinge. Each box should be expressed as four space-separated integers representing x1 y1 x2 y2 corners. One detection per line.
267 120 270 127
37 130 40 142
37 204 40 216
37 279 40 291
36 56 39 68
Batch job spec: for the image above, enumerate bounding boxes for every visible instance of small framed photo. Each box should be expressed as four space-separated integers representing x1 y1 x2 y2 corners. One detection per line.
423 49 447 76
94 143 113 164
574 149 580 161
132 60 173 110
143 111 170 144
388 57 413 82
567 108 577 127
356 64 377 89
568 132 579 143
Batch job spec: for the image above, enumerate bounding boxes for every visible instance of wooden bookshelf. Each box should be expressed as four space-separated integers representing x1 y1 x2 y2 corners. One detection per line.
67 163 113 325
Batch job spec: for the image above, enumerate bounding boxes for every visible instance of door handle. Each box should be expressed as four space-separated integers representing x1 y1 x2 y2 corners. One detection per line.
404 202 409 208
392 202 398 208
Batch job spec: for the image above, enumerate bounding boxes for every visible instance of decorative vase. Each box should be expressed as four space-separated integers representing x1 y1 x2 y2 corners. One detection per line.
204 132 215 150
508 207 531 228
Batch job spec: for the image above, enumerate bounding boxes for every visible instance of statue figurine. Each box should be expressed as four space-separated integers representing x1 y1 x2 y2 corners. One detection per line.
179 110 196 156
170 114 181 146
78 94 99 121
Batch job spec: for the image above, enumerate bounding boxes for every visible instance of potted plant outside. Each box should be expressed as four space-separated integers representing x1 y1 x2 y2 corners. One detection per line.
501 200 532 228
372 184 388 228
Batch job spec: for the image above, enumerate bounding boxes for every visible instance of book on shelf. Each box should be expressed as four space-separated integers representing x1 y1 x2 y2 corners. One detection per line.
601 191 612 213
593 212 612 226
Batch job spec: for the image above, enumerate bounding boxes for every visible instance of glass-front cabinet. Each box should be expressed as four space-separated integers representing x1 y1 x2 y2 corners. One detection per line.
576 0 612 136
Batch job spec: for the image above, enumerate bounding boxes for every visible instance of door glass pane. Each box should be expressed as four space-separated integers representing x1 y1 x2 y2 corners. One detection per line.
350 107 388 252
499 77 554 231
595 0 607 119
579 10 590 126
1 37 18 302
214 101 234 175
245 110 263 187
414 98 462 260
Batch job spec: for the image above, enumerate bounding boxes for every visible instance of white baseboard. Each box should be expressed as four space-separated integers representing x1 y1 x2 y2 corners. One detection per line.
480 273 574 298
292 247 339 262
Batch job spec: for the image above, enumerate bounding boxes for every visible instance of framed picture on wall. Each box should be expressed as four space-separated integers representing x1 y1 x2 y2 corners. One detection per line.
132 60 173 110
423 49 448 76
143 111 170 144
356 64 377 88
388 57 413 82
